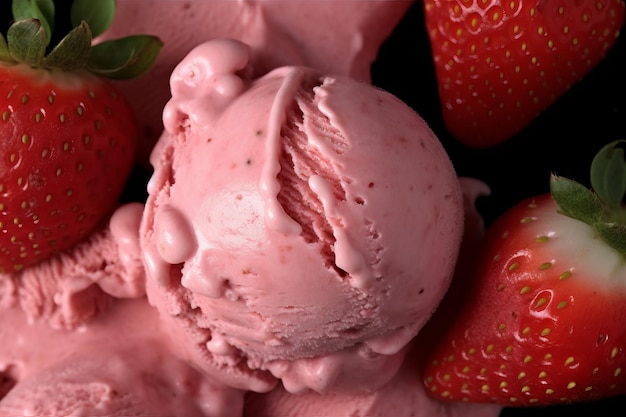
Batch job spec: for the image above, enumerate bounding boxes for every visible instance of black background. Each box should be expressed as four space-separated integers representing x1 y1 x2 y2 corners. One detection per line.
372 1 626 228
371 2 626 416
1 1 624 415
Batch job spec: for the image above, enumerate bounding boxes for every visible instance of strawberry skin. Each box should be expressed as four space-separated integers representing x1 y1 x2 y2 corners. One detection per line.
0 64 137 272
0 1 161 272
423 0 625 148
423 193 626 406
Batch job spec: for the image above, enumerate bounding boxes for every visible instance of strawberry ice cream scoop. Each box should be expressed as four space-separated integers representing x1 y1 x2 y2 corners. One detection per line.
141 40 464 393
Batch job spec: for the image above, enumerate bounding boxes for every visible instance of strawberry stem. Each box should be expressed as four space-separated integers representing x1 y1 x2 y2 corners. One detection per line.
1 0 162 80
551 140 626 255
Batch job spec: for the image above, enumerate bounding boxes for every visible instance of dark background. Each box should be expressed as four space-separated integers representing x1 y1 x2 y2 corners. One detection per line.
1 1 624 415
372 1 626 228
371 2 626 416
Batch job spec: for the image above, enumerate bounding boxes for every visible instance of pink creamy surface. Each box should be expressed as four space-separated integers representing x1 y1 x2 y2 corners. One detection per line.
101 0 413 167
244 344 502 417
0 203 249 416
140 39 464 394
0 203 145 330
241 180 499 416
0 179 489 417
0 298 245 417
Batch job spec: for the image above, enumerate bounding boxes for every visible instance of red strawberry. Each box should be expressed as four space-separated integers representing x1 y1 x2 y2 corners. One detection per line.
0 0 162 272
423 0 625 148
422 140 626 406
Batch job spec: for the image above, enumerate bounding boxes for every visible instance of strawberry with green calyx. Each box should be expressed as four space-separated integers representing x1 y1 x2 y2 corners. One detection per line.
423 0 625 148
422 140 626 406
0 0 162 273
553 140 626 252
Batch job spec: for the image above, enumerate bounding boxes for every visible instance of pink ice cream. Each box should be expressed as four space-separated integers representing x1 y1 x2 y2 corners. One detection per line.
100 0 414 167
0 203 145 331
0 204 243 417
0 298 244 417
141 39 464 394
242 179 499 417
0 204 213 416
244 344 502 417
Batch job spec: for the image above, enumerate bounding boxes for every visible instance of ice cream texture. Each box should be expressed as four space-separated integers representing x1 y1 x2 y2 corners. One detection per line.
101 0 413 167
141 39 465 394
0 203 145 331
244 343 502 417
0 299 244 417
0 202 246 417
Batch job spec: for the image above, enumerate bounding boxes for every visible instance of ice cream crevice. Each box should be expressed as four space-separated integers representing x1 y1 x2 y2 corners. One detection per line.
0 366 18 401
165 288 246 371
154 271 277 388
276 79 353 281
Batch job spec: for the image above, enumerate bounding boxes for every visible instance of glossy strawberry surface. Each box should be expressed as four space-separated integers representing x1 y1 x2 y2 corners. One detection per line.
0 64 137 271
424 0 625 148
423 193 626 405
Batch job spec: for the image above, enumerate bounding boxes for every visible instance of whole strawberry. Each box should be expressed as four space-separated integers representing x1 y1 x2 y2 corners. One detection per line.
423 140 626 406
0 0 161 272
423 0 625 148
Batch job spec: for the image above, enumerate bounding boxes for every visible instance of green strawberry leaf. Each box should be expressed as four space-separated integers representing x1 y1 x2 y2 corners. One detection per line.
590 139 626 211
3 0 161 78
550 174 603 224
552 140 626 255
595 221 626 253
0 34 10 61
70 0 116 39
12 0 54 46
88 35 163 80
43 20 91 71
7 18 46 66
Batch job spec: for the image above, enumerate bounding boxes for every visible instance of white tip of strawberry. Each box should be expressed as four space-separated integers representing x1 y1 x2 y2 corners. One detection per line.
551 140 626 254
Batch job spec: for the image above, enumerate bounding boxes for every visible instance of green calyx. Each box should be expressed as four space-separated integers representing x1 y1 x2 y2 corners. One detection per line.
550 140 626 254
0 0 163 80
